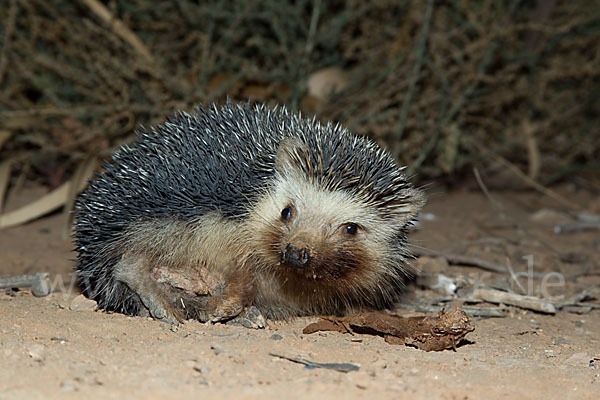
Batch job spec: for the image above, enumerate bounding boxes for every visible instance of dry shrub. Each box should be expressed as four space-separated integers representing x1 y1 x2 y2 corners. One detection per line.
0 0 598 186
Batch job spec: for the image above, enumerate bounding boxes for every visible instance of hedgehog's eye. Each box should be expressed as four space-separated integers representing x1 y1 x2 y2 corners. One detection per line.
343 223 359 235
281 206 293 222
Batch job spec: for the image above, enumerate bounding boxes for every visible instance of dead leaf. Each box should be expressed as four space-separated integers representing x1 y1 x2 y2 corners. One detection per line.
303 308 474 352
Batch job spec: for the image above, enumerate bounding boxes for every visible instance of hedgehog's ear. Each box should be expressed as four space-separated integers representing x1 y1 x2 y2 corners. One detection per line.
275 137 307 174
394 188 427 226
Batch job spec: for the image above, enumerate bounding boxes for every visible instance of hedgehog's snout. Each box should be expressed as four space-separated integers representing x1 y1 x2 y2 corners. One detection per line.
281 242 311 268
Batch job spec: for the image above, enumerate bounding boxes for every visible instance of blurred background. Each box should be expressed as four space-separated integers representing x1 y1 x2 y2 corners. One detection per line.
0 0 599 222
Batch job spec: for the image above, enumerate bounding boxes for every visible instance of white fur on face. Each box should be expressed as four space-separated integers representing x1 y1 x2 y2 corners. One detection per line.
246 169 408 266
252 174 359 234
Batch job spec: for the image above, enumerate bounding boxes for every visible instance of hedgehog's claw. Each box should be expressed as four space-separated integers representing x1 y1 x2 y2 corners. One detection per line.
226 306 267 329
138 293 181 325
206 294 245 324
208 305 244 324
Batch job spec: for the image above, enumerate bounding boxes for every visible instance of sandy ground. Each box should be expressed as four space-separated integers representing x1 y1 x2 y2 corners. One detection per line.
1 184 599 399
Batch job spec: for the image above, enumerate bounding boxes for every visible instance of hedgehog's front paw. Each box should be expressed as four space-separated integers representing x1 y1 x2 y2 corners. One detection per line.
206 295 244 323
226 306 267 329
138 292 183 325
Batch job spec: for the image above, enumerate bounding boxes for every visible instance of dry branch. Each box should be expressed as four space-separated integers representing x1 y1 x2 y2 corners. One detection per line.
82 0 154 62
0 1 596 213
470 287 556 314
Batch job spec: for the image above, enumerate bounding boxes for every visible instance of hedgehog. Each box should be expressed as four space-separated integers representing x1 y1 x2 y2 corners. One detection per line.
73 102 425 325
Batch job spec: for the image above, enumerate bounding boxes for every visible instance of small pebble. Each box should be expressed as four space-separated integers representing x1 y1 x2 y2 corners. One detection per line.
60 379 78 392
31 277 51 297
421 212 437 221
210 344 224 355
193 365 210 374
27 344 46 362
350 372 373 390
69 295 98 312
270 334 283 340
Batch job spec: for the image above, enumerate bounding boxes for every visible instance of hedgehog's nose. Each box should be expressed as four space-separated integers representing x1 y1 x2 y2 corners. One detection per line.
281 243 311 268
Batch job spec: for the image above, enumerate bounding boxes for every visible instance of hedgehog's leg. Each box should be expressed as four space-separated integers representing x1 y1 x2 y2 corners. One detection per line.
150 267 265 327
113 253 184 324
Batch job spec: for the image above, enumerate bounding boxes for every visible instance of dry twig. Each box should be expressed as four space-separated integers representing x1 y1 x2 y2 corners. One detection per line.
82 0 154 62
470 287 556 314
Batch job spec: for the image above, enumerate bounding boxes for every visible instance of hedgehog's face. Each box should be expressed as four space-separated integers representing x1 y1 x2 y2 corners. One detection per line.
257 175 382 283
245 136 424 312
248 169 418 296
